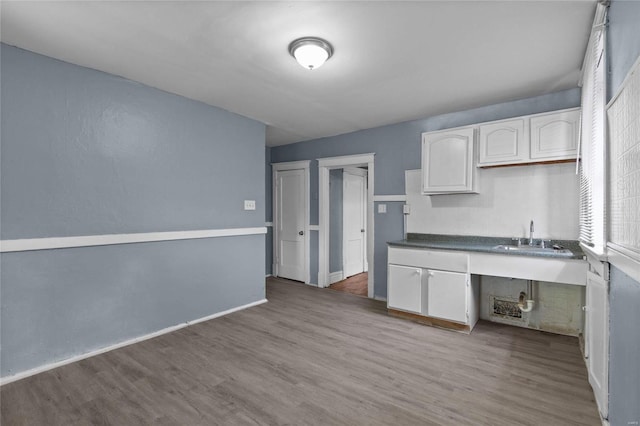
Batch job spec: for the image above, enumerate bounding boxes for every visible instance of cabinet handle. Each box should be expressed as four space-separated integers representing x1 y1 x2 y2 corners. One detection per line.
415 269 421 275
427 271 434 277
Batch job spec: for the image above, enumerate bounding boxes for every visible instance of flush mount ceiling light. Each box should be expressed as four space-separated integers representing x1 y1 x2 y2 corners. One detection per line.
288 37 333 70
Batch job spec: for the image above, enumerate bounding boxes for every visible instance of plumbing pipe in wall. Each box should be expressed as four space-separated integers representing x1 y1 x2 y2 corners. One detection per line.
519 280 535 312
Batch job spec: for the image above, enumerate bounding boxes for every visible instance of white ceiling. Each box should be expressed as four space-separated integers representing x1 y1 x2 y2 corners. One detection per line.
0 1 596 146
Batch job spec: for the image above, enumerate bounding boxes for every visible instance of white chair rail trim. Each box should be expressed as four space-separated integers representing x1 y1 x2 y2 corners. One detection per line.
0 227 267 253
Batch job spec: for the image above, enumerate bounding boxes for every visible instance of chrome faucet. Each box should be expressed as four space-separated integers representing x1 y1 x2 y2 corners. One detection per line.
529 220 534 246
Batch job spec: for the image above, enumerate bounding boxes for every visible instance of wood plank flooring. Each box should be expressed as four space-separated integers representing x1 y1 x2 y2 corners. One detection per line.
328 272 368 297
1 277 600 425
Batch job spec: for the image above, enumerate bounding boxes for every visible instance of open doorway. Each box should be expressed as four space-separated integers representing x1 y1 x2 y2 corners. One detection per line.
318 153 375 298
327 167 368 297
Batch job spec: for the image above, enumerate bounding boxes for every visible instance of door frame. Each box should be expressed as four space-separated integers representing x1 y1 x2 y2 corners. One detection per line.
318 153 375 298
272 160 311 284
342 167 368 277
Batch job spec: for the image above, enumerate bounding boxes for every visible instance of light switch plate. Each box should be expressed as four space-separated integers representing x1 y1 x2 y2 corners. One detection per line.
403 204 411 214
244 200 256 210
378 204 387 213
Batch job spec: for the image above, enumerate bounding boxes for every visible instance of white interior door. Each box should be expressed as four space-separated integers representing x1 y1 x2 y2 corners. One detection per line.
276 169 306 282
343 168 367 278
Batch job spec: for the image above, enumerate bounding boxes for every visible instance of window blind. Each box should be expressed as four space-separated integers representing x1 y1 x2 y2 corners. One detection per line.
579 6 607 254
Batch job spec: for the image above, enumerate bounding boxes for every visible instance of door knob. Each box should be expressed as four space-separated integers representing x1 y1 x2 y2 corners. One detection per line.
299 231 304 236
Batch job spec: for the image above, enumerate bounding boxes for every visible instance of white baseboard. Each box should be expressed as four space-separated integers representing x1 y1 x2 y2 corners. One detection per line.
329 271 344 284
265 274 272 278
0 298 268 386
374 295 388 302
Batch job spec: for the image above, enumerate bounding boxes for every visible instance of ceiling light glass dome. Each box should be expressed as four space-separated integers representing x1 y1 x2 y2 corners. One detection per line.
289 37 333 70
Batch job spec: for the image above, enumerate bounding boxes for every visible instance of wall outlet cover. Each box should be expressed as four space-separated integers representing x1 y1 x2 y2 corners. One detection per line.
378 204 387 213
244 200 256 210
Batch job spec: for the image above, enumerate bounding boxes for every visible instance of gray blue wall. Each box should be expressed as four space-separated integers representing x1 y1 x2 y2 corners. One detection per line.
606 1 640 424
329 169 343 273
270 89 581 298
607 0 640 101
0 44 266 378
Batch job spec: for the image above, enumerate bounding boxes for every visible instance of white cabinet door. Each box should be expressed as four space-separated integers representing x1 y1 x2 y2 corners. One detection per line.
421 127 476 194
426 270 468 323
388 264 423 314
586 270 609 418
478 118 528 166
530 108 580 160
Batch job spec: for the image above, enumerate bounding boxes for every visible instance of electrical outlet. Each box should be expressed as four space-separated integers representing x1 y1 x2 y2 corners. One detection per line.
403 204 411 214
244 200 256 210
378 204 387 213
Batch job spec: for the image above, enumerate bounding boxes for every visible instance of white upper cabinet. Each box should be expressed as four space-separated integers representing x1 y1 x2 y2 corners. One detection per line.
421 126 477 194
530 109 580 160
421 108 580 189
476 107 581 167
478 118 528 165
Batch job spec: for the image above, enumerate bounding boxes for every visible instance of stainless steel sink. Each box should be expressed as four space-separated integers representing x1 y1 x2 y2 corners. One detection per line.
492 244 573 256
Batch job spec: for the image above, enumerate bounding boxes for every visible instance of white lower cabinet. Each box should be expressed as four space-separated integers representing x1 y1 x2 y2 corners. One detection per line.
426 269 469 323
387 247 479 331
387 264 424 314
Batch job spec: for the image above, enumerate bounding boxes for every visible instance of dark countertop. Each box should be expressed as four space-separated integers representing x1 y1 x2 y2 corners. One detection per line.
388 233 585 260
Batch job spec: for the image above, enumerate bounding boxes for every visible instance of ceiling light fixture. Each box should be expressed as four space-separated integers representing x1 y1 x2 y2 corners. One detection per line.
288 37 333 70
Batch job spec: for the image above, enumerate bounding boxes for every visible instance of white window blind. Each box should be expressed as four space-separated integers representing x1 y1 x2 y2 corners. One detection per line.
579 5 607 254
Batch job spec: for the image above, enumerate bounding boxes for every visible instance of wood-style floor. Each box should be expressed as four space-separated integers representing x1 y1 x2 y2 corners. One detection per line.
1 277 600 425
328 272 368 297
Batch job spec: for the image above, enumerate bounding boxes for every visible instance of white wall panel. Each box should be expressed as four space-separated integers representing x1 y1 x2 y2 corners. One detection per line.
405 163 579 240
